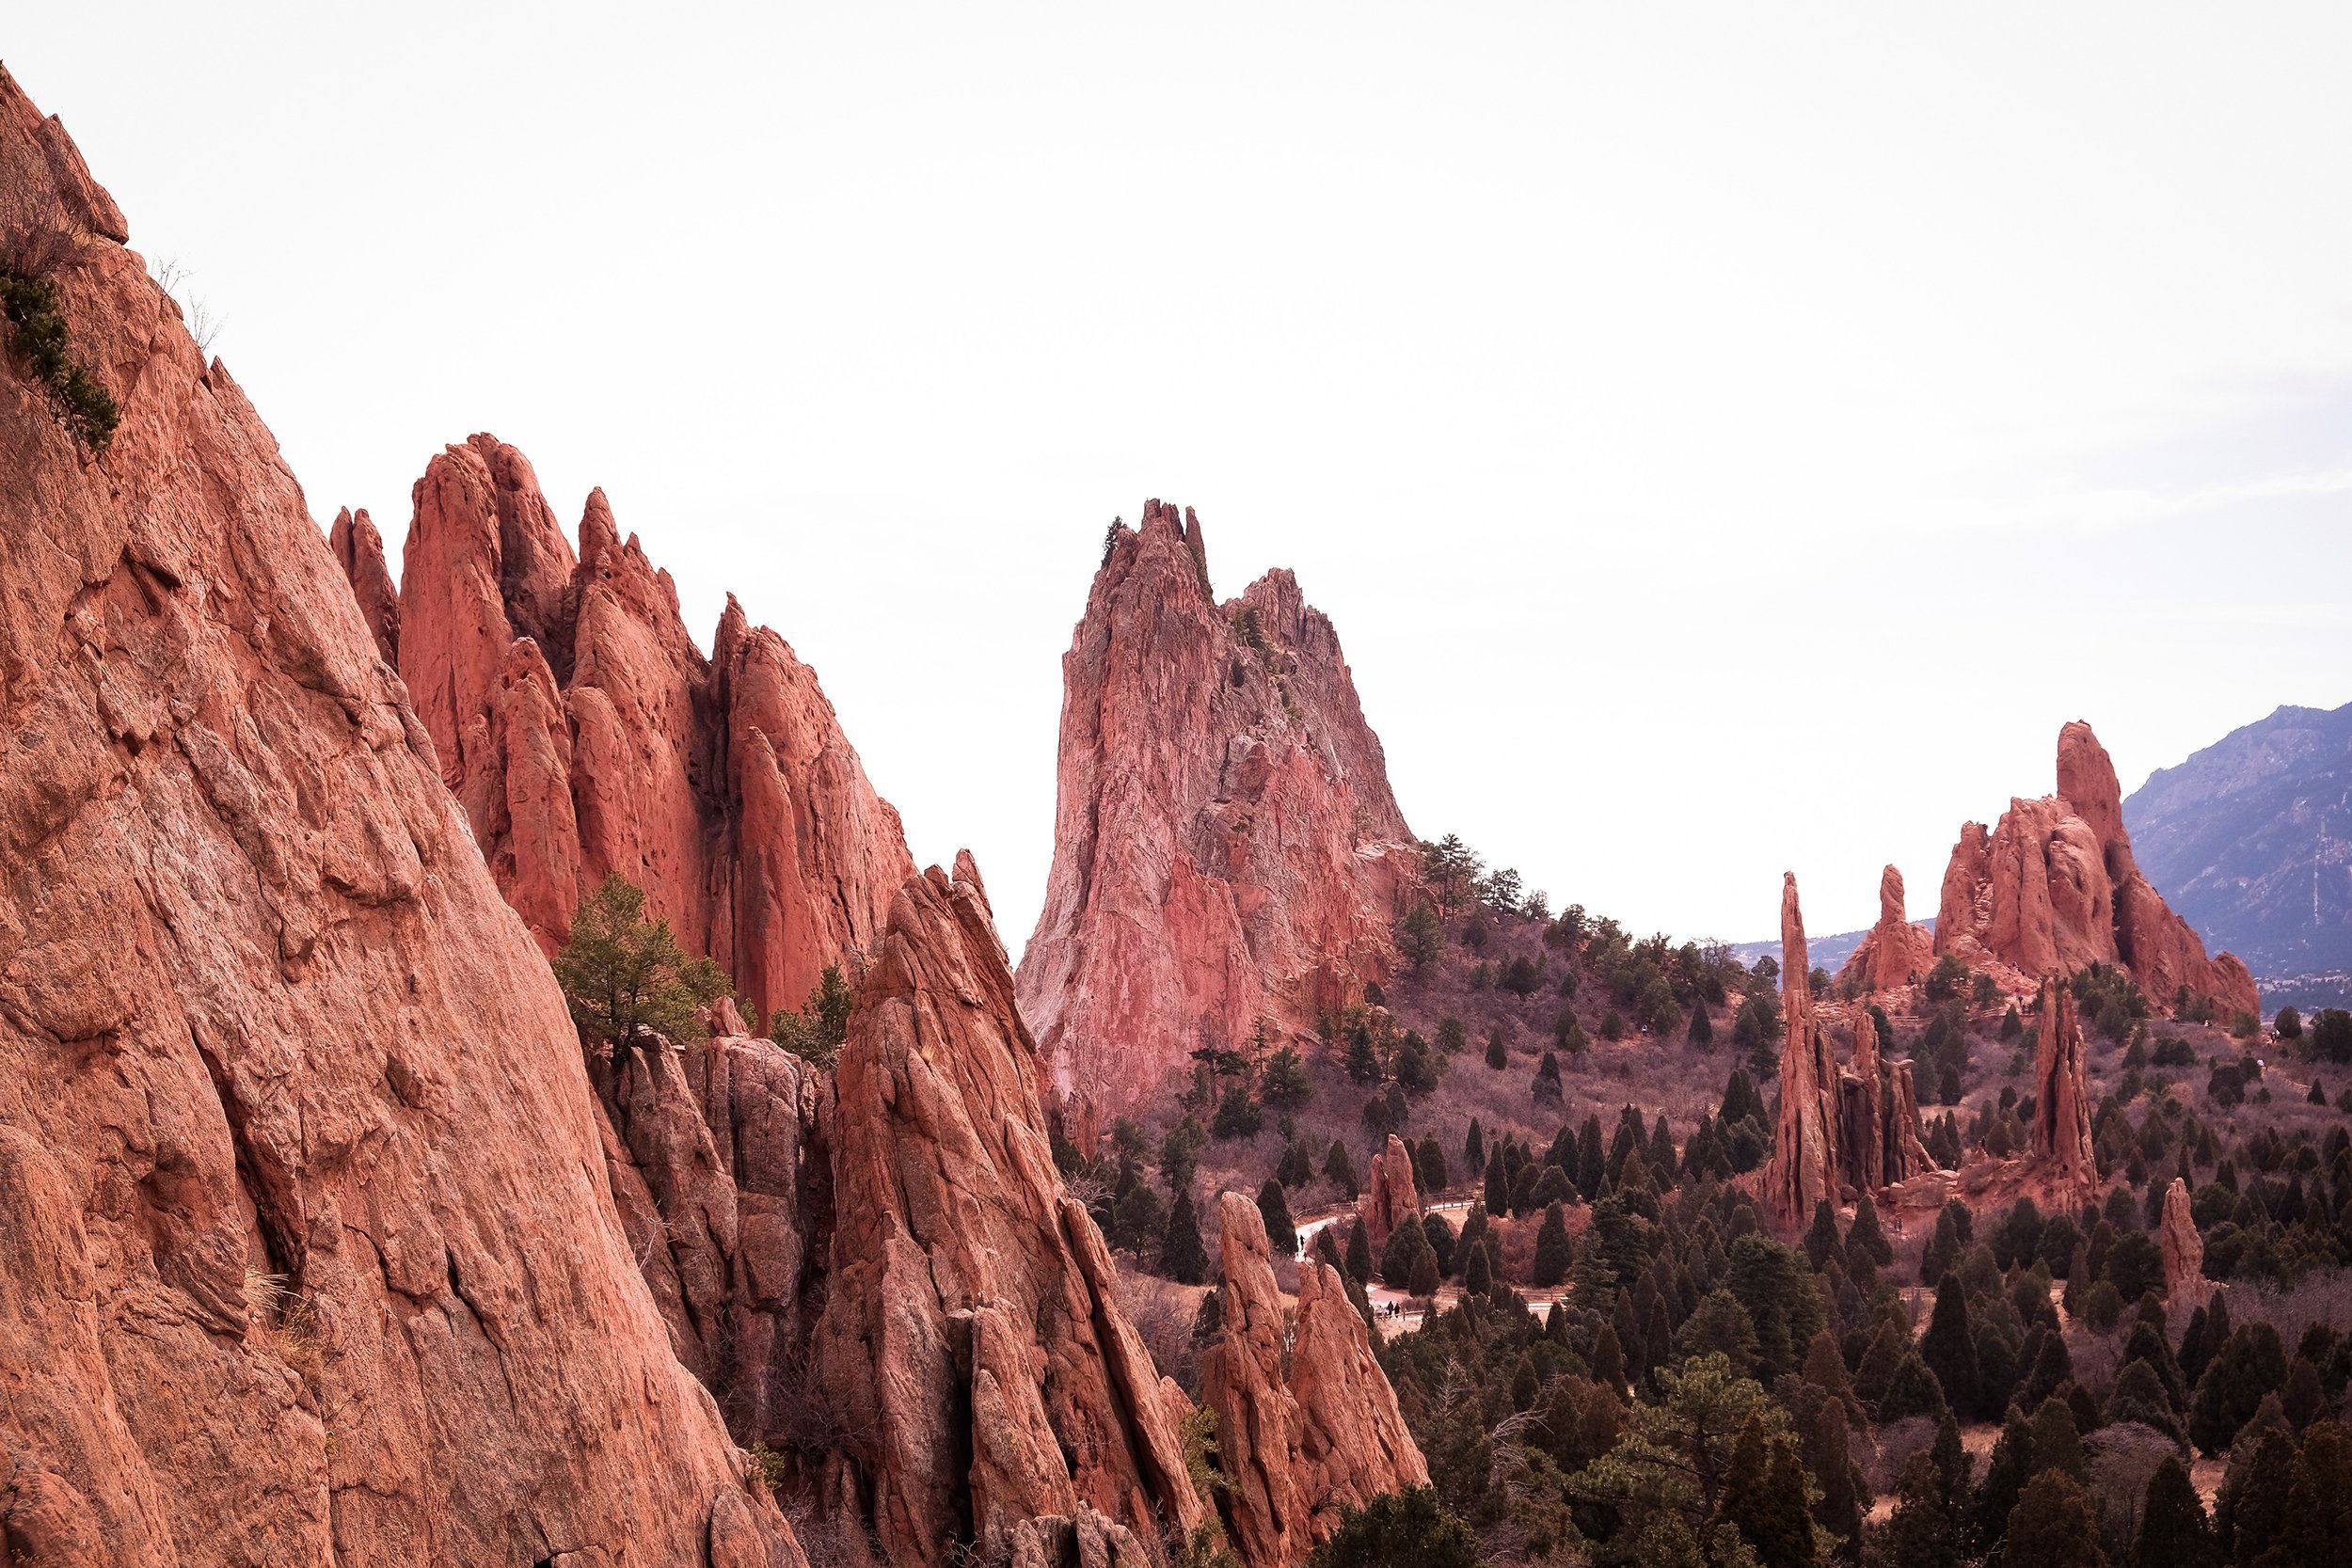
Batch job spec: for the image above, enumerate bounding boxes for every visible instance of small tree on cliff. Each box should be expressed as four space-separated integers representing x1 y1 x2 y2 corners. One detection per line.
1398 898 1446 969
771 963 855 1066
553 874 731 1074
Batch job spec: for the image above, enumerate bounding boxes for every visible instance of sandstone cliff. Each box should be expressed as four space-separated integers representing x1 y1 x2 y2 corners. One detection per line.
356 434 914 1016
1017 502 1421 1125
1836 863 1936 994
0 69 802 1567
1203 1194 1429 1567
1934 722 2258 1018
814 858 1205 1566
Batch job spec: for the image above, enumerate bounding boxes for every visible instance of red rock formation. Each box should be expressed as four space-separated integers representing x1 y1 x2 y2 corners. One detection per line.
2159 1176 2210 1304
1935 722 2258 1018
0 69 802 1566
2031 978 2099 1206
1017 503 1422 1122
1769 877 1937 1227
1359 1132 1422 1250
813 858 1205 1567
328 505 400 664
358 436 913 1008
1204 1194 1429 1567
1765 875 1840 1227
1838 864 1937 993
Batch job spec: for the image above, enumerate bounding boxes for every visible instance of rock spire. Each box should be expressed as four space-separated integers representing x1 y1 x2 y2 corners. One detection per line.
2031 977 2100 1206
1838 863 1937 993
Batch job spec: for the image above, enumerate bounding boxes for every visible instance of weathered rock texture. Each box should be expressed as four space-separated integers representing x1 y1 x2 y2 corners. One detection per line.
1765 876 1935 1228
2031 978 2100 1207
327 506 399 665
1203 1194 1429 1567
1359 1132 1422 1250
1934 722 2259 1018
0 68 802 1566
2159 1176 2210 1304
1837 864 1937 994
1017 503 1422 1122
361 434 913 1012
593 1024 832 1446
813 858 1205 1567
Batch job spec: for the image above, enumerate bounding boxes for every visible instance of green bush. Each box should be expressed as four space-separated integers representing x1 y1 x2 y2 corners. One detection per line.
0 259 119 453
553 875 732 1072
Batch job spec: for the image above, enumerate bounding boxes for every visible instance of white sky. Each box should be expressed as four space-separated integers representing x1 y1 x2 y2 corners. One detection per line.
14 7 2352 945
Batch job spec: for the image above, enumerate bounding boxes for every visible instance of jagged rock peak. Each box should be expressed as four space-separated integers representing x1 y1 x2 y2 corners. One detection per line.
328 505 400 665
2031 976 2099 1206
1765 874 1837 1227
0 67 803 1565
343 436 913 1009
1204 1194 1429 1567
1837 863 1936 994
2160 1176 2210 1304
1018 503 1422 1124
1933 721 2258 1018
815 859 1204 1566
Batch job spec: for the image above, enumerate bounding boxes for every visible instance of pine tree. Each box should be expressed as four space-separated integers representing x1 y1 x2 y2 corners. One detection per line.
1810 1398 1864 1563
1462 1235 1493 1297
1324 1140 1359 1198
2004 1470 2108 1568
1484 1145 1508 1216
1577 1114 1607 1200
1380 1217 1429 1291
1884 1451 1962 1568
1408 1243 1439 1299
1590 1321 1626 1389
1464 1117 1485 1173
2027 1395 2086 1481
1918 1275 1979 1418
1690 1000 1714 1045
1713 1413 1823 1568
1972 1407 2035 1556
1847 1194 1892 1267
1877 1351 1950 1425
1804 1200 1842 1270
1343 1218 1373 1285
1534 1201 1572 1288
2215 1427 2294 1566
1485 1032 1508 1070
2132 1455 2215 1568
554 874 733 1071
2276 1419 2352 1568
1161 1187 1211 1285
1257 1179 1297 1259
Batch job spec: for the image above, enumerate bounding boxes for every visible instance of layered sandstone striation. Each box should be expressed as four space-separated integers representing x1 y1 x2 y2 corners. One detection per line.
1765 876 1936 1227
1837 864 1937 994
0 69 802 1566
2031 977 2100 1208
1203 1195 1429 1567
1018 503 1421 1122
354 433 914 1013
813 858 1205 1567
1934 722 2258 1017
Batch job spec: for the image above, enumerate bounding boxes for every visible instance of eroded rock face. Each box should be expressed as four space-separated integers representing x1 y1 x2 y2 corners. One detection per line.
1935 722 2258 1018
813 858 1204 1567
1359 1132 1422 1250
2031 978 2099 1207
327 506 399 665
0 69 801 1567
354 436 914 1009
1838 864 1937 994
1017 503 1421 1123
1204 1195 1428 1567
1767 877 1936 1227
2160 1176 2210 1304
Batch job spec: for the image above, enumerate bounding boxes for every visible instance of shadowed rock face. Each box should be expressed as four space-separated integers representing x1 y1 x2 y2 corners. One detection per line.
814 858 1204 1567
358 434 914 1020
1935 721 2258 1018
1765 876 1935 1228
2032 978 2099 1208
1018 502 1421 1125
2160 1177 2211 1305
0 66 802 1568
1204 1195 1429 1567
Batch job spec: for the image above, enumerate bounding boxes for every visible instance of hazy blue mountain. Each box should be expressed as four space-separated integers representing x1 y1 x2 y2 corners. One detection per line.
2123 702 2352 1005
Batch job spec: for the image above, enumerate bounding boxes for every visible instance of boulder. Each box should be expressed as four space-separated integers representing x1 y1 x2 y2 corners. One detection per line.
1016 504 1421 1122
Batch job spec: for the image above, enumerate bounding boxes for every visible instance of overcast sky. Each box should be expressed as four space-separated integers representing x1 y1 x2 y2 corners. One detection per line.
15 7 2352 948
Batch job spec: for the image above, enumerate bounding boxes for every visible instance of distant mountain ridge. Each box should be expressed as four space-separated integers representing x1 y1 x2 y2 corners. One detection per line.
2122 701 2352 995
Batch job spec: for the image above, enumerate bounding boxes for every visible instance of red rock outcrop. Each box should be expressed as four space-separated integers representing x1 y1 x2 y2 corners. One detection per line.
813 858 1205 1567
0 68 802 1566
1767 877 1937 1227
1838 864 1937 993
1359 1132 1422 1250
594 1026 832 1445
1017 504 1422 1122
327 505 399 664
2031 978 2099 1206
355 435 914 1012
1934 721 2258 1018
2159 1176 2210 1304
1203 1194 1429 1567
